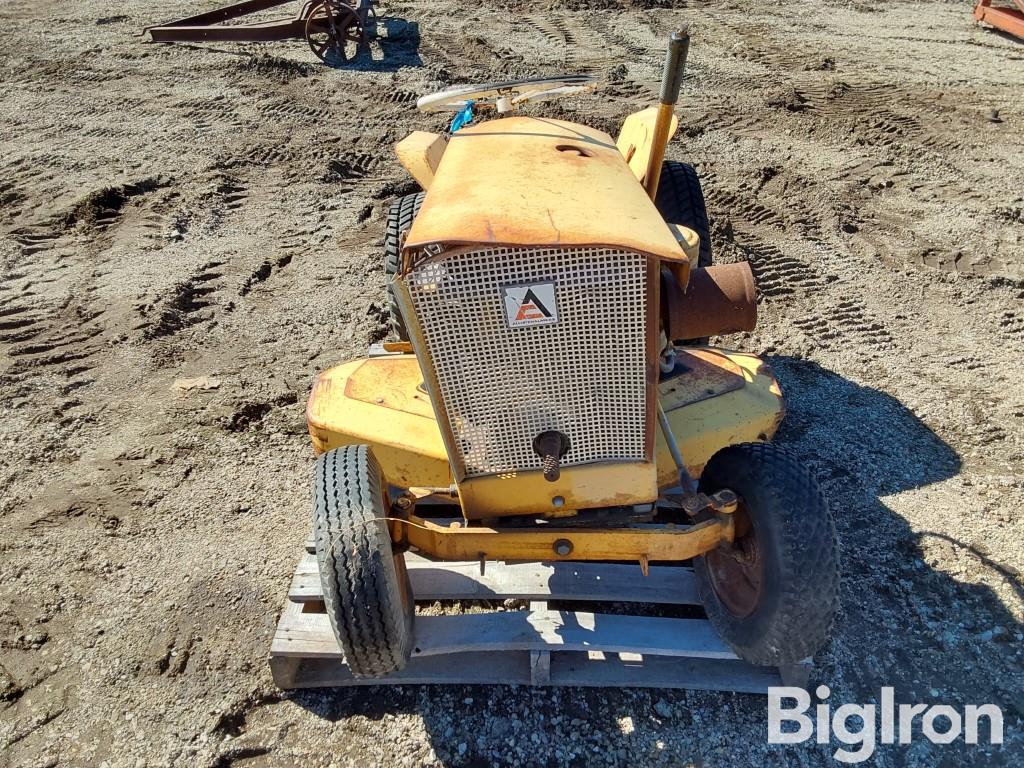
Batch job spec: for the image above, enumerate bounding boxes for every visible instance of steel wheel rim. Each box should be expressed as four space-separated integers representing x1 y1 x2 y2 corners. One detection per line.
305 1 363 64
705 501 764 618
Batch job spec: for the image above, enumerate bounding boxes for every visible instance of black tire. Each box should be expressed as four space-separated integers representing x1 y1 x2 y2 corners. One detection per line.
384 192 425 341
313 445 414 677
694 442 839 666
654 161 712 269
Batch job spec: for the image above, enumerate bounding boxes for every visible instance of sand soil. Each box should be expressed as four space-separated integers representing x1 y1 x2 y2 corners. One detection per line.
1 0 1022 765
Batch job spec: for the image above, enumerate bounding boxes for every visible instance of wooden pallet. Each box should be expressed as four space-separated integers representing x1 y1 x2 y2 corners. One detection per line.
270 548 811 692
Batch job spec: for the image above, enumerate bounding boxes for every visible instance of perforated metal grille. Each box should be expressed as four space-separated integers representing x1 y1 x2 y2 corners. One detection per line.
405 246 649 477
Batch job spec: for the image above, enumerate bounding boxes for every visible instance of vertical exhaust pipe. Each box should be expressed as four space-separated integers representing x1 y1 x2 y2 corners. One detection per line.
644 26 690 200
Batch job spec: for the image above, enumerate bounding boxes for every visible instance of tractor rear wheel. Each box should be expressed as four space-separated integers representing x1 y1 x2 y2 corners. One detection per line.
384 192 425 341
313 445 414 677
694 442 839 666
654 161 712 269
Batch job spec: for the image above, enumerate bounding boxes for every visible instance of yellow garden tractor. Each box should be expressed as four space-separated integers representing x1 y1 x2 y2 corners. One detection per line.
306 30 839 678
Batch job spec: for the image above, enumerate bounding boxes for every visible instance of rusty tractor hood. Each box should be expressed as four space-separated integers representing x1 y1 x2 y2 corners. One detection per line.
404 116 687 264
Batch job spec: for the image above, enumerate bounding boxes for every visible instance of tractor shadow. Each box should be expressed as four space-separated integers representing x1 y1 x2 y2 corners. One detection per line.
287 356 1022 766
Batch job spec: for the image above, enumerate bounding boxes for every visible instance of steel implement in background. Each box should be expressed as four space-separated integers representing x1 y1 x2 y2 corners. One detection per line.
973 0 1024 39
144 0 377 65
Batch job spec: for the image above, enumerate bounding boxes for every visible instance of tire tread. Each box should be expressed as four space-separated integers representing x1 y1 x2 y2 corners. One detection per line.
695 442 840 666
384 192 425 341
654 161 712 269
313 445 413 677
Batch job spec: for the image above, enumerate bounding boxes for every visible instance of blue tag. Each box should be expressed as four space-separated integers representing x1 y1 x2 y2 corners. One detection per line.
450 100 475 133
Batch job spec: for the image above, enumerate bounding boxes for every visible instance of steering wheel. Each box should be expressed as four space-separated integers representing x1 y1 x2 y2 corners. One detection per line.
416 74 597 114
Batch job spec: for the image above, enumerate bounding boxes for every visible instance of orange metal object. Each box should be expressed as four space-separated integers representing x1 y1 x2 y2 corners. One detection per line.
306 350 784 510
306 358 452 488
394 513 732 562
973 0 1024 38
616 107 679 184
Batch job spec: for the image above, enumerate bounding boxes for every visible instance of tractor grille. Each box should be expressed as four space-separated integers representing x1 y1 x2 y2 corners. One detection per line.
405 246 649 478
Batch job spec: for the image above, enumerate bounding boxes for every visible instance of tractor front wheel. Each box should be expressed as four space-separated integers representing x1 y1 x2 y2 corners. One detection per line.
695 442 839 666
313 445 414 677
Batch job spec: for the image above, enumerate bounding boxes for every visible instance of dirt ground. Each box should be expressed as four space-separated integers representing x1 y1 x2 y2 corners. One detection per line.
1 0 1022 765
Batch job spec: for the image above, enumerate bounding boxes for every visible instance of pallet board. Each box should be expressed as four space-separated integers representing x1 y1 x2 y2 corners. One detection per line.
289 552 699 604
271 552 811 692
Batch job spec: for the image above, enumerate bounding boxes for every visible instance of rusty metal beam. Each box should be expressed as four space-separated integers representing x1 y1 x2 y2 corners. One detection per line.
154 0 294 27
148 20 307 43
145 0 307 43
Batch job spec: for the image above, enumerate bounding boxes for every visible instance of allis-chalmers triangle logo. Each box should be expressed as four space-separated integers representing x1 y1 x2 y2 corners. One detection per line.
502 282 559 328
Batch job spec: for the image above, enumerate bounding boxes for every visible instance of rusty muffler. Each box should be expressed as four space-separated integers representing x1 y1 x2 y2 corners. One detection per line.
663 262 757 341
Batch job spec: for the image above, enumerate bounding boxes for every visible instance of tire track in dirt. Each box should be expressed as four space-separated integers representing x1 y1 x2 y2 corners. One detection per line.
798 81 968 155
588 14 648 60
257 96 331 123
0 233 106 412
703 72 1014 279
738 229 895 355
380 88 419 105
173 98 251 134
419 31 530 81
719 20 832 73
140 260 226 341
521 14 608 70
321 149 381 188
0 156 72 227
682 11 1014 281
996 309 1024 342
0 168 250 417
701 168 895 356
522 16 574 65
